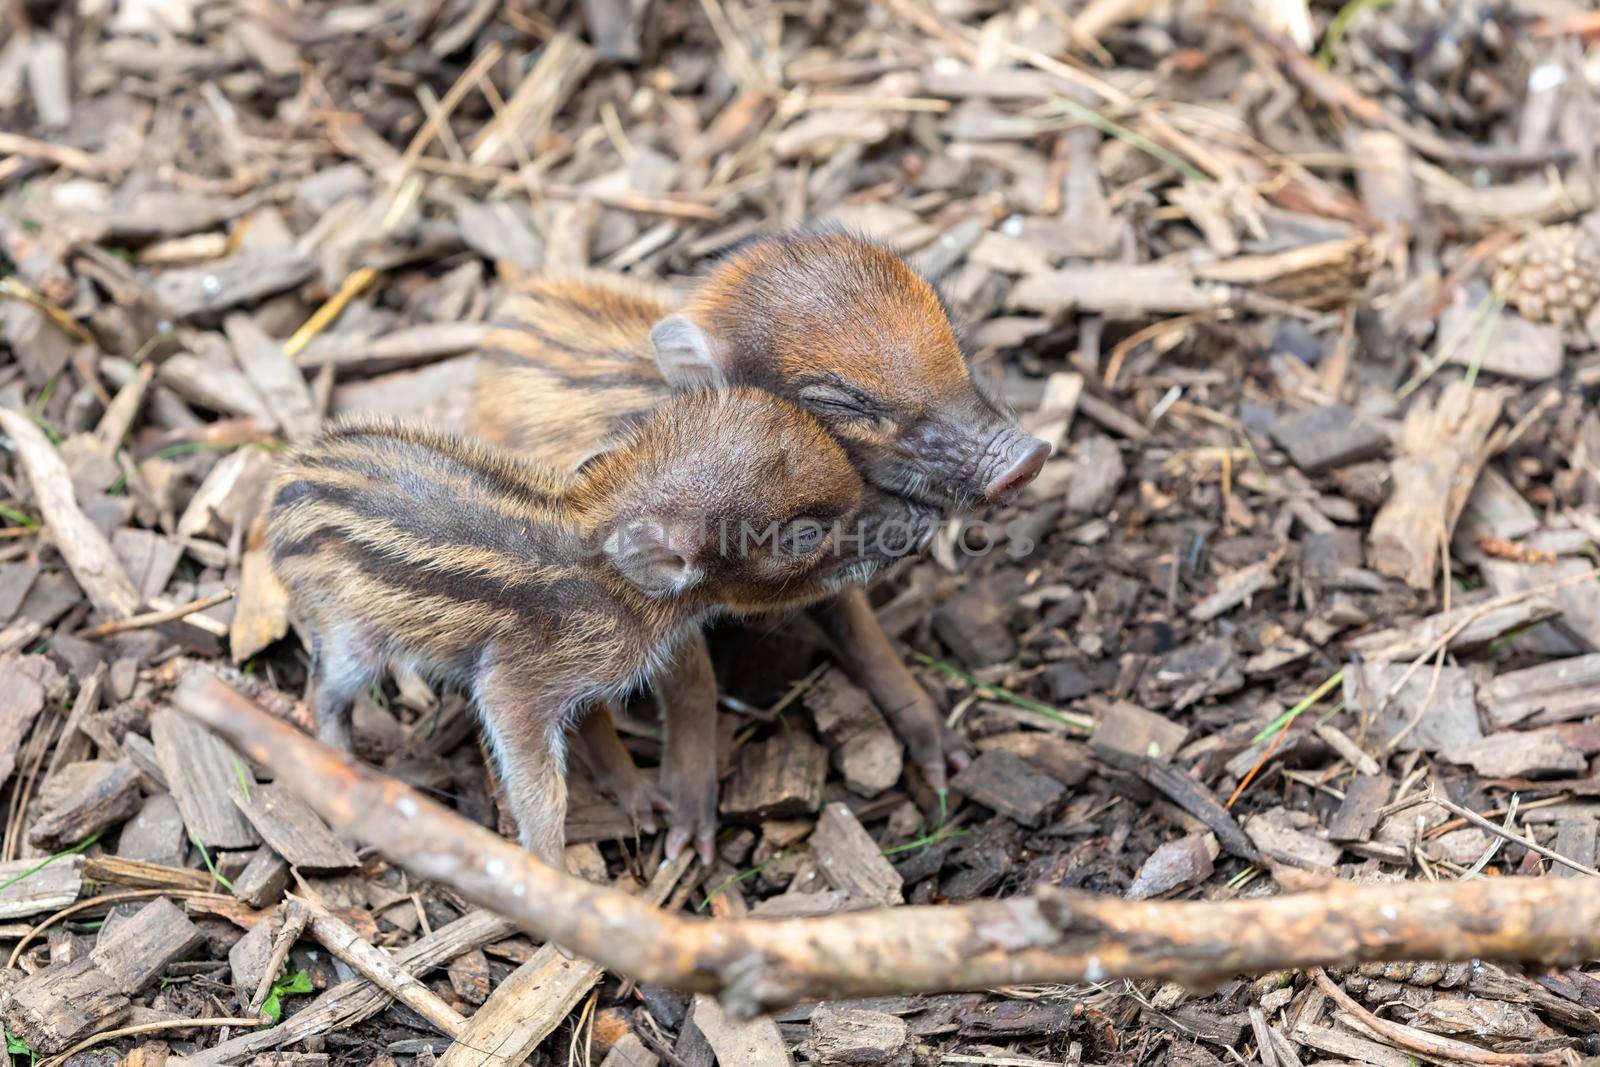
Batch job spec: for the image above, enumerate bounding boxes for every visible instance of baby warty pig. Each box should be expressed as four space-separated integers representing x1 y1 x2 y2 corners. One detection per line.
266 390 935 867
474 229 1050 514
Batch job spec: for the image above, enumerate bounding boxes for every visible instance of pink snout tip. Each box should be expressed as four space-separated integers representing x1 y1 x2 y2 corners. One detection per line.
984 439 1050 503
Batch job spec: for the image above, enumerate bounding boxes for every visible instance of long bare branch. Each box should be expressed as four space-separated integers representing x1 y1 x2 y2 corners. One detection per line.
172 671 1600 1019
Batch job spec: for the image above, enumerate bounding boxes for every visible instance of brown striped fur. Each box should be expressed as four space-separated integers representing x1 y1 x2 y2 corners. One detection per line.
267 391 930 865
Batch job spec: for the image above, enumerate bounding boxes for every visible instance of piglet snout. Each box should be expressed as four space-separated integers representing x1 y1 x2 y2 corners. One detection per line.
983 435 1049 503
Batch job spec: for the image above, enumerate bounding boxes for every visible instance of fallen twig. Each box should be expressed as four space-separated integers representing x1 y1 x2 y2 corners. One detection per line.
1427 789 1600 878
77 588 236 638
1310 967 1576 1066
0 409 142 618
174 671 1600 1019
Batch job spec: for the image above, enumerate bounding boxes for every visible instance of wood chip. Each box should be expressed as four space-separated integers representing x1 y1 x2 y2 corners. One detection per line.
152 705 262 849
950 750 1065 827
804 669 903 798
28 760 142 849
1270 404 1388 475
690 994 794 1067
721 733 829 823
0 855 84 920
231 783 359 872
1127 832 1218 900
0 653 59 786
1349 595 1562 662
1345 663 1482 754
798 1003 910 1067
1245 807 1341 872
1369 381 1501 590
1327 775 1392 843
811 802 903 906
1483 654 1600 728
1443 729 1588 779
1089 698 1190 769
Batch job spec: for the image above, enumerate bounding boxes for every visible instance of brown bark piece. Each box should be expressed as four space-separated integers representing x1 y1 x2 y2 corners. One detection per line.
1345 663 1482 754
1443 729 1588 779
1439 302 1564 381
0 957 128 1055
1327 775 1393 843
1189 548 1284 622
112 528 184 600
1349 595 1562 663
1090 699 1190 770
83 855 212 892
1245 808 1341 872
0 855 83 920
803 669 903 798
1484 654 1600 728
117 793 189 867
1481 558 1600 654
1136 760 1259 864
1128 833 1218 900
152 705 262 849
690 994 794 1067
800 1003 911 1066
720 733 828 822
233 846 291 908
231 782 359 872
0 896 203 1053
811 802 903 906
231 542 290 664
228 910 282 1005
447 947 492 1005
950 750 1065 828
1551 818 1598 879
931 579 1017 668
0 653 59 786
1369 381 1502 590
974 732 1093 787
1270 404 1388 475
224 313 320 442
150 250 315 322
27 759 142 849
92 895 205 991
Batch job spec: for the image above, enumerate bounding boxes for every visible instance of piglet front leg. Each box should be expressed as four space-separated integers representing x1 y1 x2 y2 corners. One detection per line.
813 586 970 792
657 634 720 866
472 659 570 871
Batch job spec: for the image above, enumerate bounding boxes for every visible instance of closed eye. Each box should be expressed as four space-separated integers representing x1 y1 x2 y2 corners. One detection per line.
777 518 828 557
797 383 894 429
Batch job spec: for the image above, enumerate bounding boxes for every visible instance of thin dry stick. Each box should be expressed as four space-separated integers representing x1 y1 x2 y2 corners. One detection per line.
295 893 467 1037
1310 967 1574 1066
39 1018 262 1067
249 898 312 1014
173 671 1600 1019
1428 790 1600 878
78 587 235 639
1375 566 1600 716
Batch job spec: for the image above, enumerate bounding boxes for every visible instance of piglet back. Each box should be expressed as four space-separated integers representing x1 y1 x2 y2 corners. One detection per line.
266 418 580 655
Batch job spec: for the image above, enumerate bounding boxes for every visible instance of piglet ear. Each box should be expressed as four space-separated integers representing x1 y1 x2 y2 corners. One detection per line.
604 517 701 596
650 314 727 389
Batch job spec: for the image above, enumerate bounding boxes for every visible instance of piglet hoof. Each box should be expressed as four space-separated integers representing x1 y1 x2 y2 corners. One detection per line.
664 799 718 868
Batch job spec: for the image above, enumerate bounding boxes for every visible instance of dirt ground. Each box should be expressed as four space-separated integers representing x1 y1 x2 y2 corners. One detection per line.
3 0 1600 1063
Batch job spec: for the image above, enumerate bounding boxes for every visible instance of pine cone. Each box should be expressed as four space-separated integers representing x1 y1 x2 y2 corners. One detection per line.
1332 0 1521 132
1494 224 1600 328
